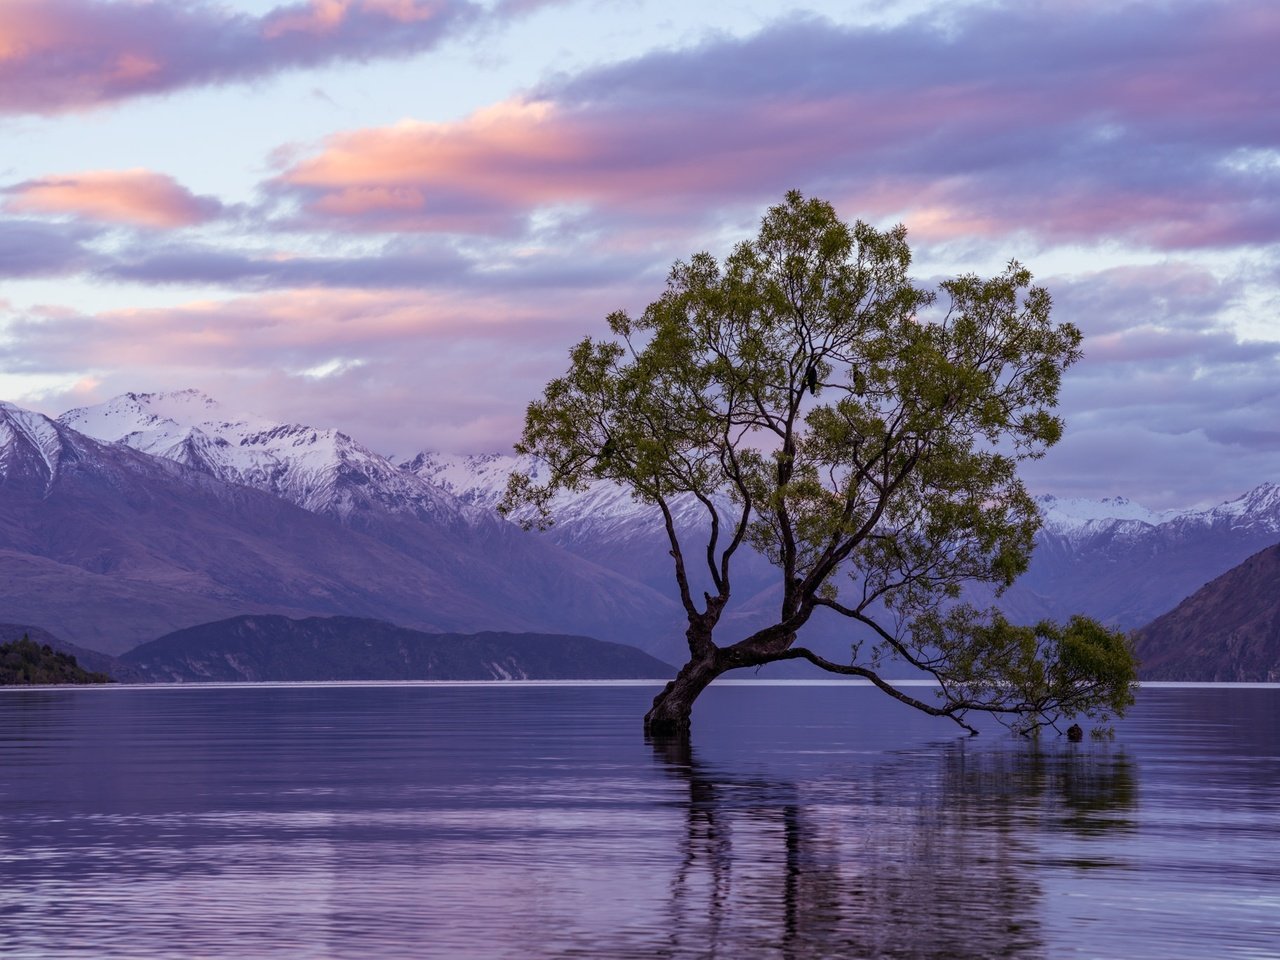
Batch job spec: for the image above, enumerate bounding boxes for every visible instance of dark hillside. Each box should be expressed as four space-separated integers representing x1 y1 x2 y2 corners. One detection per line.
118 614 677 682
1133 544 1280 681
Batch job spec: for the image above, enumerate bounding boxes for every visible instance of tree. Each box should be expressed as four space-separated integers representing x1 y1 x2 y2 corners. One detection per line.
0 635 111 685
501 191 1136 736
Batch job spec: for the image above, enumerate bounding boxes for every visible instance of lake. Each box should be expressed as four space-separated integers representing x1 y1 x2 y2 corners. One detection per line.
1 681 1277 959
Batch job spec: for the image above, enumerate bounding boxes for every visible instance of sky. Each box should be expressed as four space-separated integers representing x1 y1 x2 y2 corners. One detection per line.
1 0 1277 509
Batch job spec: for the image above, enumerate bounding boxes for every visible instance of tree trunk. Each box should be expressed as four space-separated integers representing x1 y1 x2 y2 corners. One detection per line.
644 655 725 736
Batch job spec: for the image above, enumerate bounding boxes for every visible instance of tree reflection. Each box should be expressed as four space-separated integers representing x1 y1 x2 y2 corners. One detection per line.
649 734 1135 960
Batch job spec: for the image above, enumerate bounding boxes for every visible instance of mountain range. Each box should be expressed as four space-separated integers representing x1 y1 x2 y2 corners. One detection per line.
2 393 683 658
2 389 1278 675
403 449 1280 642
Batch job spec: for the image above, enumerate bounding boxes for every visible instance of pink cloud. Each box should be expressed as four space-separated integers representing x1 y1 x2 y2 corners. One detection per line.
0 0 475 114
275 96 851 233
264 0 449 38
4 169 222 228
269 3 1280 251
1 284 625 455
2 286 613 371
278 101 599 230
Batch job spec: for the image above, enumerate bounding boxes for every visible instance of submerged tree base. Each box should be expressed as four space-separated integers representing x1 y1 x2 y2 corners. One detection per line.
644 657 721 736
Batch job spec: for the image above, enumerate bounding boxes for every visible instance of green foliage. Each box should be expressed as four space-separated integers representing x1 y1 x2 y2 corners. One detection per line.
910 608 1137 734
504 190 1137 734
0 636 112 685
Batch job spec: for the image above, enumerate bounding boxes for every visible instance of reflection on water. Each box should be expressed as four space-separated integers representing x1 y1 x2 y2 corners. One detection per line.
0 683 1275 959
645 733 1136 960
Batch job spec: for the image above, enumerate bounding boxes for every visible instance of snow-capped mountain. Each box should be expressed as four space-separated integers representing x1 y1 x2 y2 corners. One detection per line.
0 401 78 496
408 446 1280 632
1036 494 1180 535
402 451 768 598
48 392 686 658
404 450 711 533
60 390 470 528
1000 485 1280 629
1035 487 1280 542
12 387 1280 667
0 402 541 654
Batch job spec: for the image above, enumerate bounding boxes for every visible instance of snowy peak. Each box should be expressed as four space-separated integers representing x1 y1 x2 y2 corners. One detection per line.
1036 483 1280 540
60 391 468 524
0 401 74 493
1036 493 1174 526
61 388 229 440
1202 482 1280 524
401 450 715 540
60 389 259 477
402 451 527 509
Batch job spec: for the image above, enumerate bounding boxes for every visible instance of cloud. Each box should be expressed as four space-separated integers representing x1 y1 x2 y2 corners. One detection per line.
0 284 623 455
0 219 100 276
100 233 659 295
102 241 469 288
3 169 223 228
7 255 1279 500
1050 264 1245 337
1019 261 1280 507
0 0 478 114
271 2 1280 251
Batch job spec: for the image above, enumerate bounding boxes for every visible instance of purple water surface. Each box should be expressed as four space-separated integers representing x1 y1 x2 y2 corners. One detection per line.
1 682 1276 958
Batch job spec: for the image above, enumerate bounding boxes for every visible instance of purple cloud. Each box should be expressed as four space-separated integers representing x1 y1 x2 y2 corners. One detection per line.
0 0 479 115
0 219 99 276
99 236 659 296
271 2 1280 251
1020 262 1280 506
3 169 223 228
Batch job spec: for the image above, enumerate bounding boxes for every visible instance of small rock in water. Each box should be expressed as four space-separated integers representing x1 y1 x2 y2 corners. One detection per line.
1066 723 1084 742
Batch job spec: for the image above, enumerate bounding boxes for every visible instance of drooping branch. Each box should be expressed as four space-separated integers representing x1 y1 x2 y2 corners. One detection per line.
766 647 980 736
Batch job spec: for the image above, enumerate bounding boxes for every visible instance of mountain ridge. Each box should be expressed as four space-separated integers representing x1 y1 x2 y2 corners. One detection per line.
1133 544 1280 682
6 388 1278 675
118 614 678 682
56 391 686 657
2 402 683 655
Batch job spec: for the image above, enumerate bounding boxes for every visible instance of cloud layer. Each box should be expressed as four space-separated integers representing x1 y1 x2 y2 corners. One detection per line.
271 3 1280 251
4 169 223 228
2 0 1278 507
0 0 477 114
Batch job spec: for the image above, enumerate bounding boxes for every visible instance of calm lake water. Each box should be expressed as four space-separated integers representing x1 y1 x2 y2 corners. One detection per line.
1 682 1277 959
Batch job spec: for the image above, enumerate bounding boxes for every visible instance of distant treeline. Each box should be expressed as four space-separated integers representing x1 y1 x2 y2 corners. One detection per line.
0 636 112 685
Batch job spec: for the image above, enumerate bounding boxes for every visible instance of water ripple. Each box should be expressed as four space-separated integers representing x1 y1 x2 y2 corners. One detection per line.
1 683 1277 958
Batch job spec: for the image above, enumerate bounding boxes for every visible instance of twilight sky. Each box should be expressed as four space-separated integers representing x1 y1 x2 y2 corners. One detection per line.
2 0 1277 509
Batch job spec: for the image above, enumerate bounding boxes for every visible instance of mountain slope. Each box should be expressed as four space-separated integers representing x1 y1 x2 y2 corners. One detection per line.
0 403 558 653
405 451 777 600
1133 544 1280 681
994 486 1280 630
413 447 1280 634
44 390 1280 672
59 393 685 656
119 614 677 682
60 389 470 526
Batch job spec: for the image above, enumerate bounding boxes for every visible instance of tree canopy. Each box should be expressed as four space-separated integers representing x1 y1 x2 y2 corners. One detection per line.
502 191 1136 736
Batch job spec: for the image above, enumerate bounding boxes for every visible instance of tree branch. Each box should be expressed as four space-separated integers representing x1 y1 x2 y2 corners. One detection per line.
767 647 979 735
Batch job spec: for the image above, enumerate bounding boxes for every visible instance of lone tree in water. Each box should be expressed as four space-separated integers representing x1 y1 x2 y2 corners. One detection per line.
502 191 1136 736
